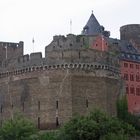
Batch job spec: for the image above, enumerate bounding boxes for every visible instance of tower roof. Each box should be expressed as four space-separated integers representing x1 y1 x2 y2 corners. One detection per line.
82 12 103 36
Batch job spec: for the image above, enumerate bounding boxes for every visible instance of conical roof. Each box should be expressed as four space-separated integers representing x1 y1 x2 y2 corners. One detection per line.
82 12 103 35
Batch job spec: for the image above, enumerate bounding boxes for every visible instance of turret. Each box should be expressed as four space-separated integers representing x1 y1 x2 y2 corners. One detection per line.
81 11 110 37
120 24 140 51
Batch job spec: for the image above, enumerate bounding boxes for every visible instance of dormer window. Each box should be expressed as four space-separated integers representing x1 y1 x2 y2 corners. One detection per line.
83 26 89 34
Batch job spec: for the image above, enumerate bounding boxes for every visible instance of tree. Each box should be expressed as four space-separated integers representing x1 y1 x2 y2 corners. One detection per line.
0 115 37 140
117 96 140 133
117 96 128 120
57 109 136 140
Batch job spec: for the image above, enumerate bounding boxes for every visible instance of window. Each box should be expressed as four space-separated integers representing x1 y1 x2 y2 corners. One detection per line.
38 101 40 111
38 117 40 129
130 74 134 81
127 54 130 58
124 63 128 68
130 64 134 68
56 100 58 109
79 52 80 59
0 105 3 113
136 87 140 96
22 102 24 112
0 120 2 127
130 86 135 94
86 99 88 108
124 73 128 80
136 65 139 69
136 74 140 82
126 86 129 94
56 117 59 127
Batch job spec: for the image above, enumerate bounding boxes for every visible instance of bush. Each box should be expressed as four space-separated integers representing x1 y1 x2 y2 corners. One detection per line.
117 96 140 133
39 131 57 140
101 133 129 140
57 109 136 140
0 115 37 140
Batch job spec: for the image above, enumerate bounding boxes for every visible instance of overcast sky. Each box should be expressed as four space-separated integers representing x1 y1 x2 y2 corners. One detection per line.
0 0 140 56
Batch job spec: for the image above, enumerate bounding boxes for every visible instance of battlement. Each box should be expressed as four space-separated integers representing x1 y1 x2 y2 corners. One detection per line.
0 41 23 48
0 62 120 79
45 34 120 69
0 41 23 63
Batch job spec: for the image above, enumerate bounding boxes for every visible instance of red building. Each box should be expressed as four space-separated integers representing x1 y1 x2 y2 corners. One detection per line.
120 24 140 114
121 60 140 114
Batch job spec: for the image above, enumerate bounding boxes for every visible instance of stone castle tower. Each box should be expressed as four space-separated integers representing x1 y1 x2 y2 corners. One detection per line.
120 24 140 52
0 12 133 129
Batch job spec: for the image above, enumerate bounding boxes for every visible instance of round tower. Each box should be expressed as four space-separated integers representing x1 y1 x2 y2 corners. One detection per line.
120 24 140 50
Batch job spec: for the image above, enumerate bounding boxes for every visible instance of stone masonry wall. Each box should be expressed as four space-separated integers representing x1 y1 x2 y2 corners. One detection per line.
0 67 121 129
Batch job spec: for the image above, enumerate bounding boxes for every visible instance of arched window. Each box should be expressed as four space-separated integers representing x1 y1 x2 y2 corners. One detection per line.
130 85 135 94
136 73 140 82
130 73 134 81
124 71 128 80
136 86 140 96
126 85 129 94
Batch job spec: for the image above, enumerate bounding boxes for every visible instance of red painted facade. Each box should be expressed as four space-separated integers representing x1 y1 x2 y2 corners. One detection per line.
91 35 108 51
121 60 140 114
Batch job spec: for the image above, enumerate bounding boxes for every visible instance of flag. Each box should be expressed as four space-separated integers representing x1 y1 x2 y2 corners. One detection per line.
32 38 35 43
70 19 72 33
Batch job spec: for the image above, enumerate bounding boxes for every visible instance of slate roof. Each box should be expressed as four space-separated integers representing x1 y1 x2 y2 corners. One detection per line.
107 38 140 63
82 12 102 36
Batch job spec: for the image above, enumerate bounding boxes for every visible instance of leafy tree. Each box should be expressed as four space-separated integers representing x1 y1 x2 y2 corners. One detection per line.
0 115 37 140
117 96 140 133
117 96 128 120
58 109 136 140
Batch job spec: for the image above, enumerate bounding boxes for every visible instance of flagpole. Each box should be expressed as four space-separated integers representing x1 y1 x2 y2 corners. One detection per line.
70 19 72 34
5 45 7 59
32 37 35 52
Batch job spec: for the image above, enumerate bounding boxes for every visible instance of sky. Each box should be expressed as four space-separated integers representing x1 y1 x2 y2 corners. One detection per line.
0 0 140 57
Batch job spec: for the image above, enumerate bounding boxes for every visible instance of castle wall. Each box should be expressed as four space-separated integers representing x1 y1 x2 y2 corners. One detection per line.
0 64 121 129
0 34 122 129
45 35 119 68
0 68 72 129
71 72 120 116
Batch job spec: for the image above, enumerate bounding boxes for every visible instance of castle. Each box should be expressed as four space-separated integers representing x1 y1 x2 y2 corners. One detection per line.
0 12 140 129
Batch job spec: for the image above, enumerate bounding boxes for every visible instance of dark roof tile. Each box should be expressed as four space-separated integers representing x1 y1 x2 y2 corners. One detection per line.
82 13 102 35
